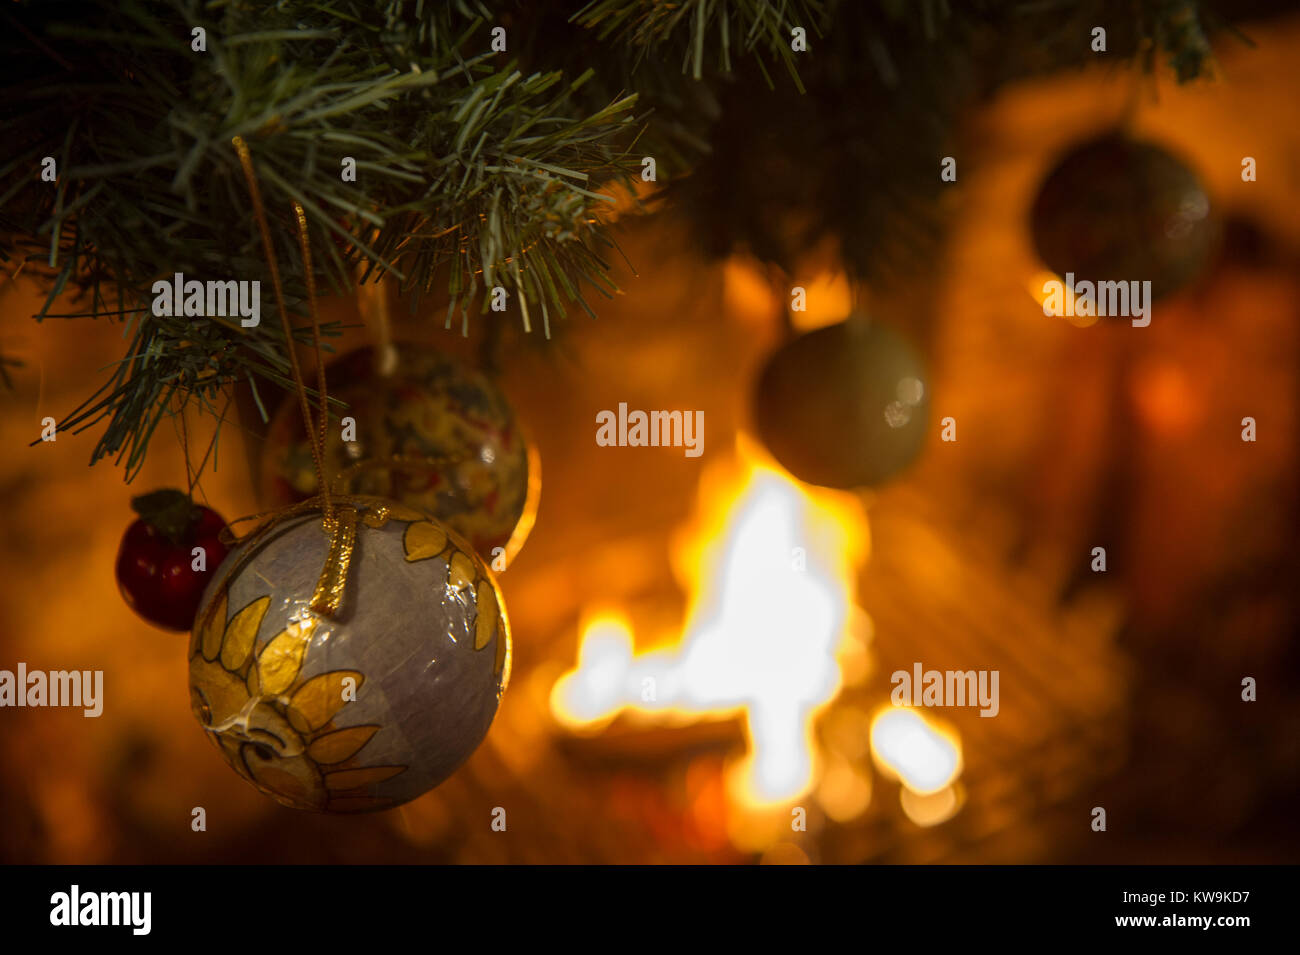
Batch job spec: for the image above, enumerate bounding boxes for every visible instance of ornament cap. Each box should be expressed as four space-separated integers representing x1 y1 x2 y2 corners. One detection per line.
130 488 200 546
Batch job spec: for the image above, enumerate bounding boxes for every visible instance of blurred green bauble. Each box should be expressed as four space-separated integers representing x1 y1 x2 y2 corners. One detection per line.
753 319 930 489
1030 134 1219 302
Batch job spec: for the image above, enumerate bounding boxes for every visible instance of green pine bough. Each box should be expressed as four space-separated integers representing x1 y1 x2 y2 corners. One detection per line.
0 1 654 478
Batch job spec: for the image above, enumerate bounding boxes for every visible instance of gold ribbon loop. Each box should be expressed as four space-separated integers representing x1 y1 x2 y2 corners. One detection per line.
230 136 356 620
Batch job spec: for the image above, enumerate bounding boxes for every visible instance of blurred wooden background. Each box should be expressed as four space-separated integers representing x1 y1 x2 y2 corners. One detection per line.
2 15 1300 864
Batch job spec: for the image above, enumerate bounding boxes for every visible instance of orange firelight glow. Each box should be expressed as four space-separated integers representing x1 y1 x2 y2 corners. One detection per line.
551 437 869 808
1027 269 1099 328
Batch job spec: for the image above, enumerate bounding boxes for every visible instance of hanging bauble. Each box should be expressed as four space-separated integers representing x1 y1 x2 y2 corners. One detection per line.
188 497 510 813
262 344 537 562
116 489 230 632
753 319 929 489
1030 134 1219 302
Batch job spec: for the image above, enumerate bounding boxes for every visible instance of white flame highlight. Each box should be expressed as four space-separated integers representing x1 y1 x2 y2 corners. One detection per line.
552 442 867 807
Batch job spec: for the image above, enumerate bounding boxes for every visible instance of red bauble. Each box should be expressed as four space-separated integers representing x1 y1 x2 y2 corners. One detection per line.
115 490 230 632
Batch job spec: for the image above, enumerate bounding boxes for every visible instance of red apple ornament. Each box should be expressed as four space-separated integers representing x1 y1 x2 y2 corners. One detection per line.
115 489 230 631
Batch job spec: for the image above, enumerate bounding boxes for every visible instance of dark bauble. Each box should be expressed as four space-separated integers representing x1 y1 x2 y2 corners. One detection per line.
1030 134 1218 302
753 320 929 489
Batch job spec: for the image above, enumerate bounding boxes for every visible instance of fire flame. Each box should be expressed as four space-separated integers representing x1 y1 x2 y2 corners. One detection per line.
868 706 964 827
551 438 868 808
868 707 962 796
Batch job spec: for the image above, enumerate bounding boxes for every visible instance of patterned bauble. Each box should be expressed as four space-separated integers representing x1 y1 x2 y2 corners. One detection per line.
1030 134 1219 302
188 497 510 813
753 319 929 489
262 344 537 561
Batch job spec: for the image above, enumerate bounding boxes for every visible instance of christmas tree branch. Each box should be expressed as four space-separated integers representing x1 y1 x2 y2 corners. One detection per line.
3 0 642 477
572 0 828 89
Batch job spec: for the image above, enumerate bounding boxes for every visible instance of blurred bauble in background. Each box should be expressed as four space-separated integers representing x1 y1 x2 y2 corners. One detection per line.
1030 134 1220 302
189 498 510 813
262 344 537 562
115 489 230 632
753 318 930 489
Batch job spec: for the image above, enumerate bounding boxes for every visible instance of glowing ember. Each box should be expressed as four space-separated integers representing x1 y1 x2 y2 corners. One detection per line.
869 707 962 796
1027 269 1097 328
551 438 868 808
